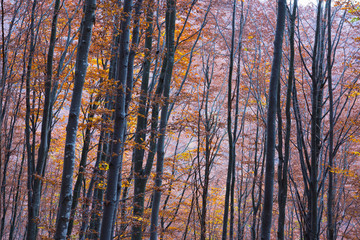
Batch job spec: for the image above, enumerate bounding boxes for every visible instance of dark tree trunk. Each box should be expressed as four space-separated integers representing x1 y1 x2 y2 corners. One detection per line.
85 15 119 238
260 0 286 239
109 0 144 236
149 0 176 238
222 0 236 238
54 0 96 238
25 1 39 239
309 2 324 239
251 118 264 240
79 121 108 239
326 1 334 239
130 1 154 238
277 1 297 239
100 0 133 238
67 98 100 237
9 146 26 240
27 0 61 238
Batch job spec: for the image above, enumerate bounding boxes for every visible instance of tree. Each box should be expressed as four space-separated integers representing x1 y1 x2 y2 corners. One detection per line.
276 1 297 239
222 1 238 239
100 0 133 238
54 0 96 238
260 0 286 239
27 0 61 238
149 0 177 238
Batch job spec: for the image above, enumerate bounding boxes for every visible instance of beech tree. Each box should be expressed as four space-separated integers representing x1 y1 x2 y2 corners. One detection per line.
27 0 62 238
277 1 297 239
260 0 286 239
54 0 96 238
149 0 177 238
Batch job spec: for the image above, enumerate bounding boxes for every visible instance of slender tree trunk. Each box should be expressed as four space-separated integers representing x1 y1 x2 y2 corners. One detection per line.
54 0 96 238
109 0 144 235
86 17 119 238
149 0 176 238
198 55 218 240
251 116 262 240
27 0 61 238
0 2 22 231
222 0 236 238
79 123 107 239
309 2 324 239
130 1 154 238
277 1 296 239
260 0 286 239
25 0 39 238
0 0 5 227
1 80 23 238
200 120 211 240
9 146 26 240
326 1 334 239
234 4 246 237
0 0 5 127
100 0 133 238
67 99 100 237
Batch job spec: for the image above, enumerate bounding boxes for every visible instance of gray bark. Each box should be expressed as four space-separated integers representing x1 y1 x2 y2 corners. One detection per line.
25 0 39 239
149 0 176 238
326 1 334 239
86 15 119 239
130 1 153 238
222 0 236 238
277 1 297 239
54 0 96 238
27 0 61 238
260 0 286 239
309 2 324 239
67 98 100 237
100 0 133 238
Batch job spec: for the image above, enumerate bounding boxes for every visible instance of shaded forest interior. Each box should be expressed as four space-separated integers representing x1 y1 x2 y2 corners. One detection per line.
1 0 360 239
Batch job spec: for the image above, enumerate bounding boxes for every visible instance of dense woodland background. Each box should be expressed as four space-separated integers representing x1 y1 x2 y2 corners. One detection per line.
1 0 360 239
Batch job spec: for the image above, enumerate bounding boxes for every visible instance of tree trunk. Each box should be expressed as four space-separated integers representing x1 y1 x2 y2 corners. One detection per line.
222 0 236 238
25 0 39 238
309 2 324 239
149 0 176 238
67 99 100 237
260 0 286 239
277 1 296 239
86 17 119 239
27 1 62 238
54 0 96 238
130 1 154 238
326 1 335 239
100 0 133 238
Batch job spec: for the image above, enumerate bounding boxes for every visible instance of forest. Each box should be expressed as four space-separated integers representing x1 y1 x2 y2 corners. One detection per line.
0 0 360 239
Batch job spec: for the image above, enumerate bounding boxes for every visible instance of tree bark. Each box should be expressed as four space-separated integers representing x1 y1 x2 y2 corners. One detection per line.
222 0 236 238
54 0 96 238
326 1 335 239
25 0 39 239
100 0 133 238
130 1 154 238
86 15 119 239
309 2 324 239
27 0 61 238
277 1 296 239
260 0 286 239
67 99 100 237
149 0 176 238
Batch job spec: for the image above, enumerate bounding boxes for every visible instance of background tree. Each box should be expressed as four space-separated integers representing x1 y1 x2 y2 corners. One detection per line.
54 0 96 238
260 0 286 239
